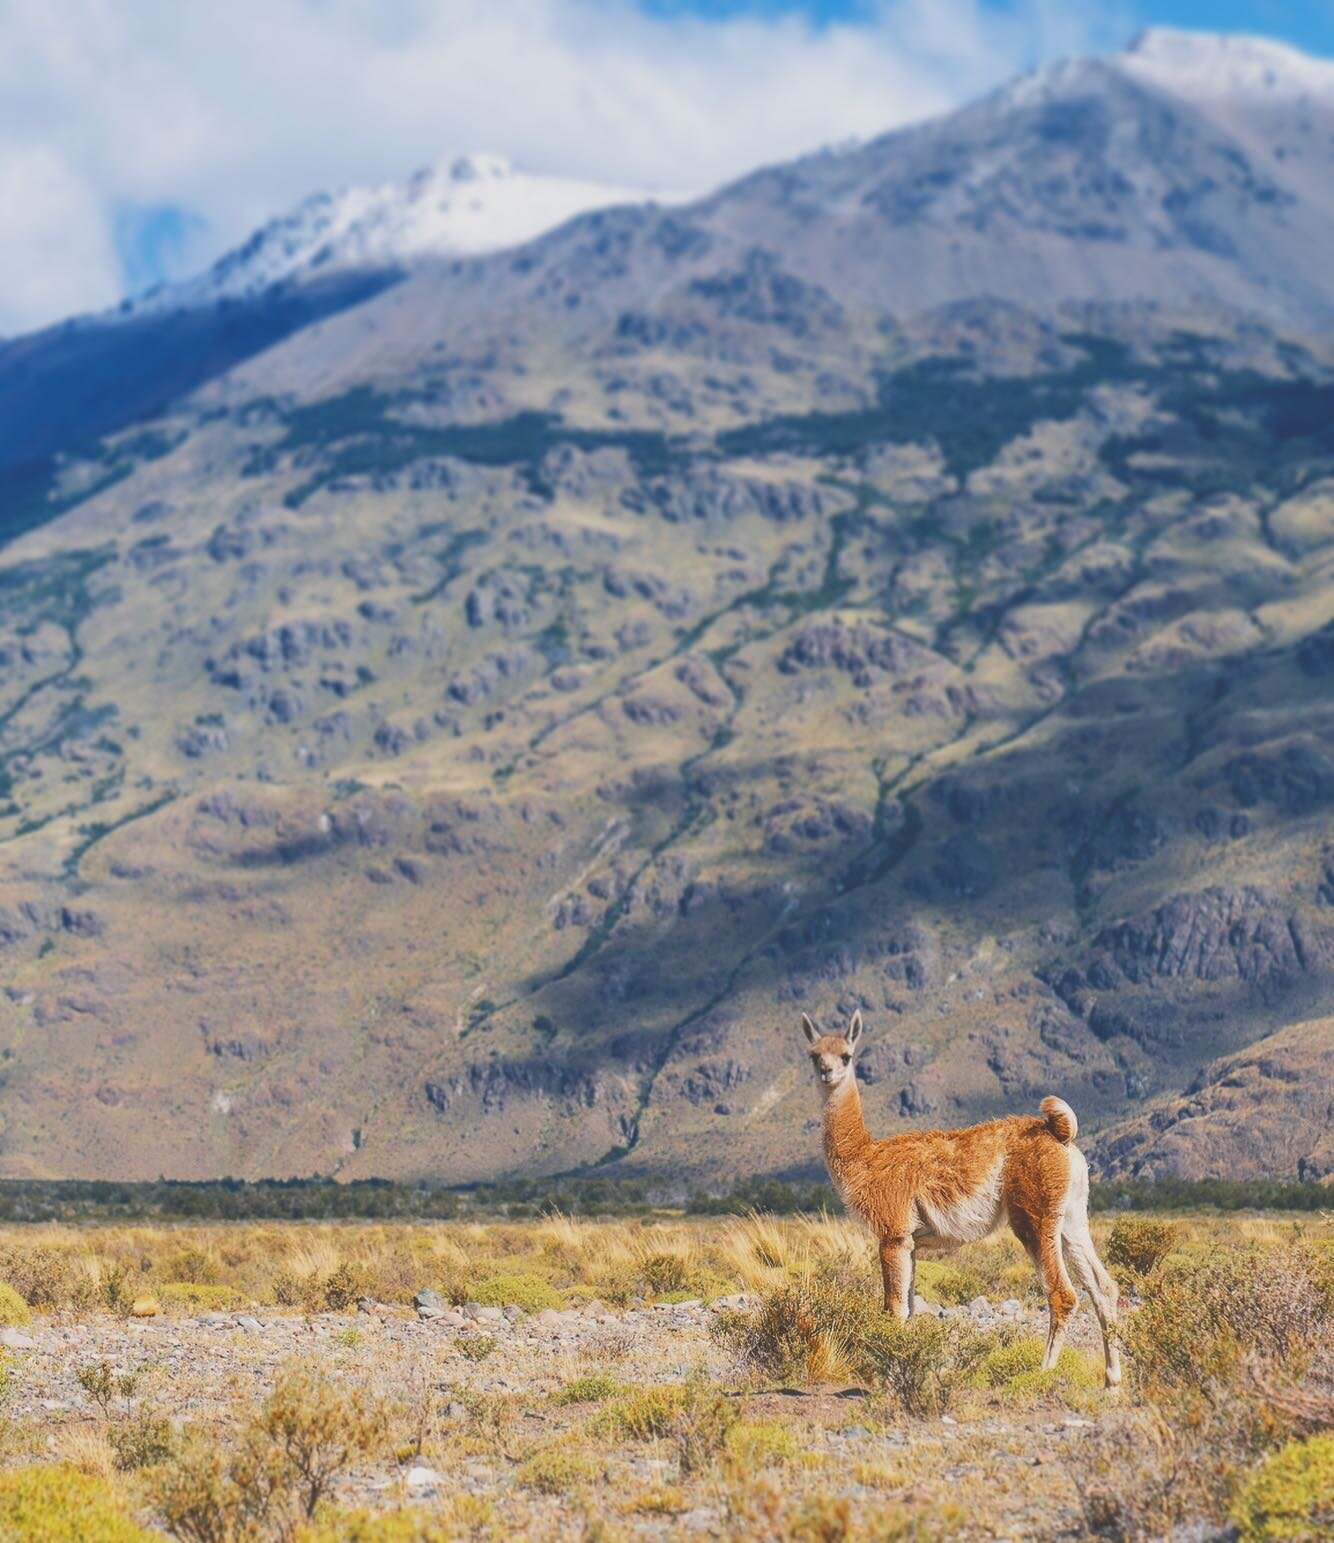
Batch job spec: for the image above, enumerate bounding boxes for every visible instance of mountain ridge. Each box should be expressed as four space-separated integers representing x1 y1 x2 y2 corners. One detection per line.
0 30 1331 1186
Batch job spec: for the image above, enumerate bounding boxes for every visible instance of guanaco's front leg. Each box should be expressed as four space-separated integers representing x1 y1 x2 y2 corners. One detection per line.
878 1234 913 1321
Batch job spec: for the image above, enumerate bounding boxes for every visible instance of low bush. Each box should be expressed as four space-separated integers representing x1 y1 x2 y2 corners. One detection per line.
913 1261 986 1306
517 1441 604 1494
671 1381 740 1476
158 1283 247 1313
1126 1246 1328 1396
1104 1217 1180 1283
456 1335 496 1362
596 1384 690 1441
859 1316 997 1417
714 1275 874 1384
108 1411 175 1471
0 1280 31 1325
321 1262 364 1312
162 1248 222 1286
1230 1434 1334 1542
552 1372 622 1404
0 1466 153 1542
725 1418 801 1468
152 1364 391 1538
294 1507 459 1541
469 1272 562 1313
641 1252 691 1297
974 1337 1102 1396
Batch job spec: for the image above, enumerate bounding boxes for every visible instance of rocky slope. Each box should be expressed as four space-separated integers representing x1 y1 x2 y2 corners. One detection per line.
0 30 1331 1184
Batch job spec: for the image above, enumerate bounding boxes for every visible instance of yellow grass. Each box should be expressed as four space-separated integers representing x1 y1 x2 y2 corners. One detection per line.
0 1210 1325 1541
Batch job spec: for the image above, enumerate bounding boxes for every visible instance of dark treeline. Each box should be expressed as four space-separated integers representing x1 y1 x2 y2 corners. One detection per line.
0 1174 1326 1223
1086 1177 1332 1213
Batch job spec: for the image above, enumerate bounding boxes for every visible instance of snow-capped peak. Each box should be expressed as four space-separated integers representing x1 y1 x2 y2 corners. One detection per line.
127 154 681 316
1120 27 1334 101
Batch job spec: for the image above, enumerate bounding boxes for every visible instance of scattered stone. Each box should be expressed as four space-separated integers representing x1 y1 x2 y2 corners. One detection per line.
463 1304 504 1324
415 1288 446 1321
234 1315 264 1333
0 1328 37 1350
968 1296 990 1311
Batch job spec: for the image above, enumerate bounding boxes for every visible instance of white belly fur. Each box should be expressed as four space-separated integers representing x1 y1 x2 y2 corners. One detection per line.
913 1160 1006 1248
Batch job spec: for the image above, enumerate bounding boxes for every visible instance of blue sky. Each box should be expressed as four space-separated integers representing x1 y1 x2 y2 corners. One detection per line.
3 0 1331 335
643 0 1334 53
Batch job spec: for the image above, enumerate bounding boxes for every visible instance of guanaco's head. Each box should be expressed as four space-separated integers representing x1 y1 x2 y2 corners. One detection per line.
801 1010 863 1093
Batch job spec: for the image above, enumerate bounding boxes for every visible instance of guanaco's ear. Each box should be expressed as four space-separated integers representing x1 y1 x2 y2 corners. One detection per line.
847 1010 864 1047
801 1013 818 1046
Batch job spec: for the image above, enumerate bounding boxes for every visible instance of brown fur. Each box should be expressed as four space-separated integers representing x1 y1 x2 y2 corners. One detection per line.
801 1011 1121 1386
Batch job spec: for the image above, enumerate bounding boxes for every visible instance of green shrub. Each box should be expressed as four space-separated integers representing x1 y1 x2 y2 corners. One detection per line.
858 1316 998 1417
162 1249 222 1286
552 1372 622 1404
913 1261 986 1306
296 1506 474 1541
517 1441 603 1494
1126 1248 1327 1396
1231 1434 1334 1541
109 1411 176 1470
596 1384 690 1440
1105 1217 1180 1281
321 1262 365 1311
642 1253 691 1296
0 1281 31 1325
153 1365 391 1538
0 1466 154 1541
469 1272 562 1313
158 1283 247 1313
0 1246 81 1309
725 1419 801 1468
975 1337 1102 1395
456 1335 496 1362
713 1275 877 1384
671 1381 740 1476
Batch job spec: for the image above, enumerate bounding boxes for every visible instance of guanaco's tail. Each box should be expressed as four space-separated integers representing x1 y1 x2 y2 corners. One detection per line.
1040 1095 1078 1145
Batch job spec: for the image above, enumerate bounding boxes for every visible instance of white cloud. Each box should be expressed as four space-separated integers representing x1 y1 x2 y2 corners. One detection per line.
0 0 1130 335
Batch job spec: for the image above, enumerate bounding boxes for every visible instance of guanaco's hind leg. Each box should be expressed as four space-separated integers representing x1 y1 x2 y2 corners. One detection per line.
878 1235 913 1321
1063 1219 1121 1387
1036 1226 1078 1369
1009 1208 1077 1369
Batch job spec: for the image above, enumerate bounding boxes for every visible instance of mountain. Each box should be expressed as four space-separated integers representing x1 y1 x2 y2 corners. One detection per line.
0 29 1331 1185
124 154 673 316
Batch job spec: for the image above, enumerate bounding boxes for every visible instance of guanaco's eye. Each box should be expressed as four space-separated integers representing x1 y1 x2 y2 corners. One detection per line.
840 1054 851 1065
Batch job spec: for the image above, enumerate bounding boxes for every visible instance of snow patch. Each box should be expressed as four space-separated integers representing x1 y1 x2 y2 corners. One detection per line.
126 153 686 317
1121 27 1334 102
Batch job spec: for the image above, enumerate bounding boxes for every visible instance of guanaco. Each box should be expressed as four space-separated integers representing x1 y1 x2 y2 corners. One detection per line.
803 1010 1120 1387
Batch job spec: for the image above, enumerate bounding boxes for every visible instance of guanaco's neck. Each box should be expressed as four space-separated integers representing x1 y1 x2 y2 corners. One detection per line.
822 1076 873 1179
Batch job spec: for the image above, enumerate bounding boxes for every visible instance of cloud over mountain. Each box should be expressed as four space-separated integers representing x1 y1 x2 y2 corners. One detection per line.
0 0 1123 333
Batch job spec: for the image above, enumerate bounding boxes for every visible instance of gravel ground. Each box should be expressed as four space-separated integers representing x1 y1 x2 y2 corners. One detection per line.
2 1293 1114 1537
